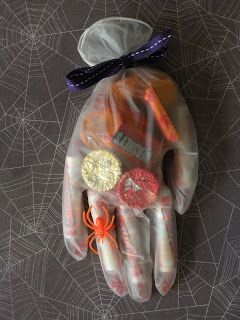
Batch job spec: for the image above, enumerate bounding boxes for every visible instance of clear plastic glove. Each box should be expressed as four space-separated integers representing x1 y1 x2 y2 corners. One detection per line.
62 18 198 302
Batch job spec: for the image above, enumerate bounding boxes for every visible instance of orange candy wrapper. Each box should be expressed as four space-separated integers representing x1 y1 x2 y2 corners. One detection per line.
144 86 179 143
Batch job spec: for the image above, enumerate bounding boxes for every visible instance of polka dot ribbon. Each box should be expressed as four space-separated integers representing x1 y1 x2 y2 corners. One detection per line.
66 29 172 91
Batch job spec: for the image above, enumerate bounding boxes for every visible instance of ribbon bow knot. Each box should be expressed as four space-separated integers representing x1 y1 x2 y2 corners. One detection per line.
120 55 135 69
67 30 172 91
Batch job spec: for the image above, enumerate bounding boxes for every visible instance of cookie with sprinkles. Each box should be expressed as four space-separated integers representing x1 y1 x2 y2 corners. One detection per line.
82 150 122 191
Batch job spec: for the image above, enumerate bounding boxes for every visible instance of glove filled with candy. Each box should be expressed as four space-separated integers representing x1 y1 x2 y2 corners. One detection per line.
63 17 198 302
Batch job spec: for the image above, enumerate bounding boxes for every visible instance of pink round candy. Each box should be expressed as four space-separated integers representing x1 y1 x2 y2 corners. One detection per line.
116 168 160 209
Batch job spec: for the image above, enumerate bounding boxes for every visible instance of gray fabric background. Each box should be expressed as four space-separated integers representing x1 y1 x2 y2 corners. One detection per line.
0 0 240 319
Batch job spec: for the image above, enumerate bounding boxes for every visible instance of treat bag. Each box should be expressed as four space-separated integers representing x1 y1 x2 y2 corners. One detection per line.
63 17 198 301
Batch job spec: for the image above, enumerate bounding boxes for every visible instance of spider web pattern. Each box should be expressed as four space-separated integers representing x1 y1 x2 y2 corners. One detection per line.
0 0 240 319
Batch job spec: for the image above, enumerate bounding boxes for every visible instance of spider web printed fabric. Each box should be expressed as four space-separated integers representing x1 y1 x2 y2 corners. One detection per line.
0 0 240 319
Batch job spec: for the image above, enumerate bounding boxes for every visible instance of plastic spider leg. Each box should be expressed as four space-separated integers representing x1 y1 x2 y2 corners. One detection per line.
86 206 95 226
102 205 110 227
105 215 116 231
106 231 118 250
85 231 95 245
89 235 98 255
83 207 96 230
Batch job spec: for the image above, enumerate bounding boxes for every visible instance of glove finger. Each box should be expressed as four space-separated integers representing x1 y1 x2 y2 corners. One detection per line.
116 206 152 303
165 91 198 214
167 149 198 214
146 187 177 295
63 157 88 260
87 190 128 297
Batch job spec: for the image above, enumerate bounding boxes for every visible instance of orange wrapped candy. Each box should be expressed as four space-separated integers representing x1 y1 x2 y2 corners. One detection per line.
79 73 178 169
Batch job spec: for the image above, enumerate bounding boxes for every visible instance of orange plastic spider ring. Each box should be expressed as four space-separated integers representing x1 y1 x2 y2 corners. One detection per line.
83 205 118 254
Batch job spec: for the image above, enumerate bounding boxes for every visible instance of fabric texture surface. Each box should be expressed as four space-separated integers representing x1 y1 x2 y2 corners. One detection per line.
0 0 240 319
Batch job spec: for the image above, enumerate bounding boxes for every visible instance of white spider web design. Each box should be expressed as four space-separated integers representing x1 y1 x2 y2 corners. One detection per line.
0 0 240 319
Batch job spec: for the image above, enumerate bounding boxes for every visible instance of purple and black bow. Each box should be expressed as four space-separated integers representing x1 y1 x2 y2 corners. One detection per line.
66 29 172 91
